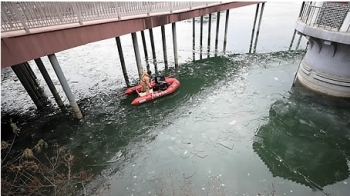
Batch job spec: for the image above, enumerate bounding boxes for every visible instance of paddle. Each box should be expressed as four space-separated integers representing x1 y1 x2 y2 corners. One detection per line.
115 73 177 97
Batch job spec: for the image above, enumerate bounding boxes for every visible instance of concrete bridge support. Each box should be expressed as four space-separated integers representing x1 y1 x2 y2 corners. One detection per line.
207 13 212 58
249 3 265 53
140 30 150 71
253 2 265 53
200 16 204 60
24 62 40 89
11 63 43 109
192 18 196 61
223 10 230 53
48 54 83 119
161 25 168 67
294 1 350 97
115 37 130 87
215 11 221 56
172 23 178 68
296 39 350 97
131 32 143 79
21 63 44 101
34 58 65 111
148 28 158 73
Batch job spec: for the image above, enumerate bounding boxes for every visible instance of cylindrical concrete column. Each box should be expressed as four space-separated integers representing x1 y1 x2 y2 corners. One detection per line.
200 15 204 60
24 62 39 88
253 2 265 53
215 11 221 55
35 58 65 111
115 37 130 87
223 10 230 53
20 63 43 101
193 17 196 61
161 25 168 66
249 4 260 53
141 30 150 71
207 13 212 57
172 23 178 67
48 54 83 119
140 30 149 61
149 28 156 61
296 39 350 97
131 32 143 79
11 64 43 109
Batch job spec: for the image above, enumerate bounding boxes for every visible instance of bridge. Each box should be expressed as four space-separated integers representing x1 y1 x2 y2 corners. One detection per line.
1 1 261 68
1 1 264 119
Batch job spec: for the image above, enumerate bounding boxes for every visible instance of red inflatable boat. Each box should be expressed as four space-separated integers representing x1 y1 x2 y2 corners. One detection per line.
125 77 180 106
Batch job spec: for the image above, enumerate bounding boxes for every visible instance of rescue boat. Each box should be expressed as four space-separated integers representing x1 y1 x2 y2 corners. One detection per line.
125 77 180 106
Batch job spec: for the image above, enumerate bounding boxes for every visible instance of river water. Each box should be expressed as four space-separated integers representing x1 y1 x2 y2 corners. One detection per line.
2 2 350 196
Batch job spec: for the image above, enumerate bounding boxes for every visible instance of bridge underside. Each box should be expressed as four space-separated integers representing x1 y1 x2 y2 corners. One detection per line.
1 2 260 68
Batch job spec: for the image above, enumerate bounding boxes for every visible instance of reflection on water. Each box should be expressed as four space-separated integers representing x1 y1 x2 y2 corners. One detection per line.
254 86 350 191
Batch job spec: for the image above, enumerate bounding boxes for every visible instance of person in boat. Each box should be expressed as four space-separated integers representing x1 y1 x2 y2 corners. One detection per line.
153 75 169 91
140 70 152 95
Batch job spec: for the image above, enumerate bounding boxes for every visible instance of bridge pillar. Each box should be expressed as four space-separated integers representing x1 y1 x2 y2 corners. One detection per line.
223 10 230 53
131 32 143 79
48 54 83 120
192 18 196 61
24 62 40 89
149 29 156 61
34 58 66 111
296 39 350 97
21 63 45 102
208 13 212 58
253 2 265 53
115 37 130 87
215 11 221 56
249 3 260 53
148 28 158 73
200 16 204 60
140 30 150 71
11 64 43 109
161 25 168 67
172 23 178 67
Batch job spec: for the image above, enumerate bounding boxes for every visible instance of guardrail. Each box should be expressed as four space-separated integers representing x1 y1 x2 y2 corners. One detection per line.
299 2 350 32
1 2 217 33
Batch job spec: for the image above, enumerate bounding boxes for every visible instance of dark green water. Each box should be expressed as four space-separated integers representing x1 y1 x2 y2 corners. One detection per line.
5 50 349 196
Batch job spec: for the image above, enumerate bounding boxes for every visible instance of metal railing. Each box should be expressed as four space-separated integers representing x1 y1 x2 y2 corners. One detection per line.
299 2 350 33
1 2 217 33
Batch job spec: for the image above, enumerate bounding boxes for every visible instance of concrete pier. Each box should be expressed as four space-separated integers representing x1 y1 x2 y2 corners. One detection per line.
253 2 265 53
193 18 196 61
115 37 130 87
207 13 212 57
161 25 168 67
149 28 156 61
223 10 230 53
11 64 43 109
34 58 65 111
295 1 350 97
200 16 204 60
48 54 83 119
172 23 178 67
215 11 221 56
131 32 143 79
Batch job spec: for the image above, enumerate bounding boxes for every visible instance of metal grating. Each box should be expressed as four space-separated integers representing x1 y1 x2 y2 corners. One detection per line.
316 2 350 29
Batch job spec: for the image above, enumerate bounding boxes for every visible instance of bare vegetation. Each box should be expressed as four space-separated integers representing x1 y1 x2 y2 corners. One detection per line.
1 119 93 196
